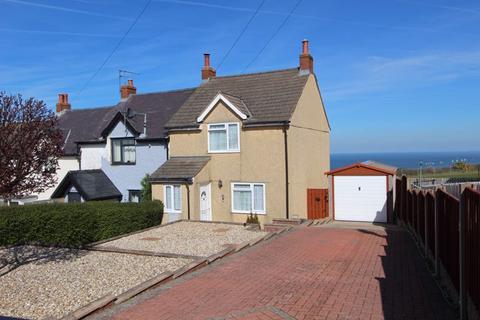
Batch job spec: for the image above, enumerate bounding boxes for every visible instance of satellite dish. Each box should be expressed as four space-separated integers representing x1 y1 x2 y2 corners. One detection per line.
126 107 136 119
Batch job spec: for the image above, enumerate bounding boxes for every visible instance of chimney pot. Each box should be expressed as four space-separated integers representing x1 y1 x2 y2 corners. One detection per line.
201 53 216 81
204 53 210 67
299 39 314 74
56 93 71 113
302 39 309 54
120 79 137 99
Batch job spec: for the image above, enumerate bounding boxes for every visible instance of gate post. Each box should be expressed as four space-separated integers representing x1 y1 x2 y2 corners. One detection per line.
425 192 429 258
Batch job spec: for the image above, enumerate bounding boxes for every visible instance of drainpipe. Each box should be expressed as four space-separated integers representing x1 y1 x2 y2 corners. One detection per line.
283 122 290 219
186 183 191 220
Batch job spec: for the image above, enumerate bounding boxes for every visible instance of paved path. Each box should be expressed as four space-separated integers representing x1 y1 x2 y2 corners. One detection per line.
100 224 457 320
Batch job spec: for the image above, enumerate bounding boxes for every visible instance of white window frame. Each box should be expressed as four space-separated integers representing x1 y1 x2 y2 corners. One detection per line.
231 182 266 214
163 185 182 213
207 122 240 153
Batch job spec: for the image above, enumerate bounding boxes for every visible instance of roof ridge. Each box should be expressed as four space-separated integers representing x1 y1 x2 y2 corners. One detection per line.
133 87 197 97
71 169 103 173
211 67 299 80
62 88 196 114
58 105 115 114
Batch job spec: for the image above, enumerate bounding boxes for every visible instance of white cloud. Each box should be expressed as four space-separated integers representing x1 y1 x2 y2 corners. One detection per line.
1 0 133 20
324 51 480 100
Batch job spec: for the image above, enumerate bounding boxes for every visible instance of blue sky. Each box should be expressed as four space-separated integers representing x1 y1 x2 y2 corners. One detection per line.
1 0 479 153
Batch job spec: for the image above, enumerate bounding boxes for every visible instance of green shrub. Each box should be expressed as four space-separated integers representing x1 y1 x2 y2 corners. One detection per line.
140 174 152 201
0 200 163 247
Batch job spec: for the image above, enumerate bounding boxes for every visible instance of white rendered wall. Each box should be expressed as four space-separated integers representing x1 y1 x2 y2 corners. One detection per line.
35 157 80 201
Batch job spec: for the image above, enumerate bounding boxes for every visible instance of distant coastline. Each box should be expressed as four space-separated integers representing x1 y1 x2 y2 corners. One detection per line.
331 151 480 170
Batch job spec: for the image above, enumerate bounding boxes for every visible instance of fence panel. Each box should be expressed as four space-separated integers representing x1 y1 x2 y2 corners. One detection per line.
412 190 418 233
402 176 408 223
395 178 402 221
464 187 480 314
407 190 413 227
437 189 460 291
418 192 426 244
425 192 435 256
397 175 480 315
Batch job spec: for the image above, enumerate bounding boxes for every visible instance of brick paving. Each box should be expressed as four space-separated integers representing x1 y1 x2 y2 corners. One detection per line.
103 225 457 320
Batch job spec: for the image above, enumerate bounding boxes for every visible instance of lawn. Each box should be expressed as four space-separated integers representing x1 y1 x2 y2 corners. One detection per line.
399 167 480 180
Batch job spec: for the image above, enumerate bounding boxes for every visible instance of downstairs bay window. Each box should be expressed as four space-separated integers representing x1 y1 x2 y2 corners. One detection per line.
164 185 181 213
231 183 265 214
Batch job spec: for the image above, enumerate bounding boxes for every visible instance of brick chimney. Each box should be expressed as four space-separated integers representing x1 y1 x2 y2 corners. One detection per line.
299 39 314 74
120 79 136 100
56 93 71 113
201 53 216 81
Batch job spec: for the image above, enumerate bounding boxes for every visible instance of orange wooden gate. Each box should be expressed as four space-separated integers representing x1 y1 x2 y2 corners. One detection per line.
307 188 329 219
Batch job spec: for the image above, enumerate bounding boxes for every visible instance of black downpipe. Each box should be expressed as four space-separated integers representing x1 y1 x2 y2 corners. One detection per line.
186 184 191 220
283 124 290 219
166 138 169 160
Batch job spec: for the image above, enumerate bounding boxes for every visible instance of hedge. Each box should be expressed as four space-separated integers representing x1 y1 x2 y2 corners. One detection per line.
0 200 163 247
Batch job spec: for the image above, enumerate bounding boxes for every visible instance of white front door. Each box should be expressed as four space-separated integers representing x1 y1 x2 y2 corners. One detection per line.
334 176 388 223
199 183 212 221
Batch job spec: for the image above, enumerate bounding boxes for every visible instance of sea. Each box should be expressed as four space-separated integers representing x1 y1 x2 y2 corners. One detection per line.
331 151 480 170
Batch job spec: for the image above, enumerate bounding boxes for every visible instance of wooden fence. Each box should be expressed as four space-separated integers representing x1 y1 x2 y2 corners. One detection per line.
395 176 480 319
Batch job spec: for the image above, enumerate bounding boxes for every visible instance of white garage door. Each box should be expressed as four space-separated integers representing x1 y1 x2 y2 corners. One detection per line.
334 176 387 223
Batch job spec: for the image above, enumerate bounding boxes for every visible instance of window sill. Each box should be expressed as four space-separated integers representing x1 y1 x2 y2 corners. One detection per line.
165 210 182 214
208 150 240 154
111 162 136 166
231 211 266 215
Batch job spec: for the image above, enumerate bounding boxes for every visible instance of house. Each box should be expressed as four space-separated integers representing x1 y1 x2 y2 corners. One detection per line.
45 83 194 203
326 161 397 223
150 40 330 224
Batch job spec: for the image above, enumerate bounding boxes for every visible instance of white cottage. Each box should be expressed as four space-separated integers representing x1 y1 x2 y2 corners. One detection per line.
45 81 194 203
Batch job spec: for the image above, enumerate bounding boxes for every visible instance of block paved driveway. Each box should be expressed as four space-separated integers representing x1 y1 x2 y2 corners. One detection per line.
98 224 457 320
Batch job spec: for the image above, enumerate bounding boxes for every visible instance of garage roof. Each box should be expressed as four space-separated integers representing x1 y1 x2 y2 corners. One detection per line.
326 161 397 176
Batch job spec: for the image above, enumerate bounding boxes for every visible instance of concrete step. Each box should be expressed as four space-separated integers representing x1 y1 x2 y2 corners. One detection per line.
263 224 288 233
271 218 303 225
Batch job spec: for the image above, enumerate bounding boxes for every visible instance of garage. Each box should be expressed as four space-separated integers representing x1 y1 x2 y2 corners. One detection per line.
327 161 397 223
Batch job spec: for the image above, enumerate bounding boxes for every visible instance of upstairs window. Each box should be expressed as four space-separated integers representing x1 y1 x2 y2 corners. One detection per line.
111 138 136 164
208 123 239 153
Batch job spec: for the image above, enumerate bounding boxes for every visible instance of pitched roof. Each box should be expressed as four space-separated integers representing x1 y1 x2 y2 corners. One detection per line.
362 160 398 173
115 88 195 138
166 68 309 129
58 88 195 155
326 162 397 176
59 106 115 155
219 92 251 118
149 156 210 183
51 169 122 201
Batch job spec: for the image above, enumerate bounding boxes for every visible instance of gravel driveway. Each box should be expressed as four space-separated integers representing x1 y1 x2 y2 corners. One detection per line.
96 221 267 257
0 246 190 320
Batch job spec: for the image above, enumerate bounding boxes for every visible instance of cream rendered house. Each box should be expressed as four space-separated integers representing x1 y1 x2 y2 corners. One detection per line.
150 40 330 224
